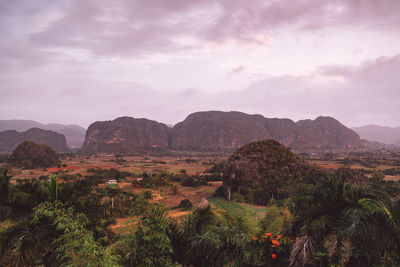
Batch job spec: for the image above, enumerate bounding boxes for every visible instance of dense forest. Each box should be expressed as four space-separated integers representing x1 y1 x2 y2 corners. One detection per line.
1 140 400 266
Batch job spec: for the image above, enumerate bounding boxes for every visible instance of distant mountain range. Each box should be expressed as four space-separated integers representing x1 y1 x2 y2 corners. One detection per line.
4 114 396 154
352 125 400 147
81 111 363 153
0 120 86 148
0 128 69 152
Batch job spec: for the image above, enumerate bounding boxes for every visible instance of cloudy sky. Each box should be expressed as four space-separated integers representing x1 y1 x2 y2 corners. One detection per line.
1 0 399 128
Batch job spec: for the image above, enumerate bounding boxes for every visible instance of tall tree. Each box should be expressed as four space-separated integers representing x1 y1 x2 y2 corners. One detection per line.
131 205 175 267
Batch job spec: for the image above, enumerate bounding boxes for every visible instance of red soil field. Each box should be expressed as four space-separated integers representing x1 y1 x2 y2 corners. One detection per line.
47 166 80 172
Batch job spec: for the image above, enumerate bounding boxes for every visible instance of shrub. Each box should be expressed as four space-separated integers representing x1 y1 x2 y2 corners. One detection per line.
178 199 193 210
141 171 171 189
181 176 207 187
231 192 245 203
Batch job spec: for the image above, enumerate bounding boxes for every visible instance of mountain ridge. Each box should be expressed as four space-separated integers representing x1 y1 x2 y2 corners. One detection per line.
352 124 400 146
0 128 69 152
81 117 170 153
0 119 86 148
82 111 362 153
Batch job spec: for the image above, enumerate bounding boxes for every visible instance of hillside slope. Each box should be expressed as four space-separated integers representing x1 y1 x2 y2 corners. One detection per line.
353 125 400 146
81 117 170 153
0 128 69 152
0 120 86 148
222 139 324 204
171 111 270 151
172 111 361 152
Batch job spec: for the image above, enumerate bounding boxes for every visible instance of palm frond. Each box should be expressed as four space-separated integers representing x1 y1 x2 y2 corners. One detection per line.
289 236 315 267
328 234 352 265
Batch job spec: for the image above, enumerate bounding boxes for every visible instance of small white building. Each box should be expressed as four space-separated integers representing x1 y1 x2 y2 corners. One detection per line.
107 179 117 184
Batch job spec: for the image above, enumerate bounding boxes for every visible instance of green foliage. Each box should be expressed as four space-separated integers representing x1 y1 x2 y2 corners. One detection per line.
11 141 60 169
2 141 400 266
1 177 47 220
208 198 267 234
141 170 172 189
31 201 119 266
45 174 59 200
207 160 226 174
188 226 252 266
260 205 291 235
370 170 385 184
178 199 193 210
287 176 393 266
0 219 49 266
181 175 208 187
0 201 118 266
231 192 245 202
86 167 131 180
0 169 11 205
182 204 217 238
130 190 154 216
131 205 175 266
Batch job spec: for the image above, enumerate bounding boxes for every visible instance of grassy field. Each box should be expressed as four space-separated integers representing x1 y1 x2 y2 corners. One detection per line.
208 197 268 233
112 195 269 234
208 197 268 220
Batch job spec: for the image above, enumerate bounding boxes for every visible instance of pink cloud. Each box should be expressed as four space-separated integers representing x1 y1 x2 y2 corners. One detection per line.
24 0 400 56
1 0 400 128
319 54 400 97
225 65 245 78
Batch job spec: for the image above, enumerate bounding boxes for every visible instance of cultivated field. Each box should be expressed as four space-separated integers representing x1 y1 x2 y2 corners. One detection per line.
6 153 227 180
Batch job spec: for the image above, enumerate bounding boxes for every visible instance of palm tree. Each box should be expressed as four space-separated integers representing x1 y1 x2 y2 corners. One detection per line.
103 185 122 210
0 201 118 266
45 174 59 201
182 203 216 238
130 205 175 266
0 220 51 266
6 179 47 220
341 198 400 265
188 226 251 267
289 176 373 266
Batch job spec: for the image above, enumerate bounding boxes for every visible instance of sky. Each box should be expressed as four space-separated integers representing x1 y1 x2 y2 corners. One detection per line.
1 0 400 128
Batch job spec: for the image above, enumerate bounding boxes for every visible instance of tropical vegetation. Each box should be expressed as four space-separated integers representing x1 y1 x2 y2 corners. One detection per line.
1 139 400 266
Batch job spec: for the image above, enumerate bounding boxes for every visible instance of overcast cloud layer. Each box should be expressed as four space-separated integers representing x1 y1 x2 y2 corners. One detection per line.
1 0 400 128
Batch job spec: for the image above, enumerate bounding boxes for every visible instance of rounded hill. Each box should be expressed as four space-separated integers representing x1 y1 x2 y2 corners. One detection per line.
81 117 171 153
223 139 323 205
11 141 60 169
171 111 270 151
